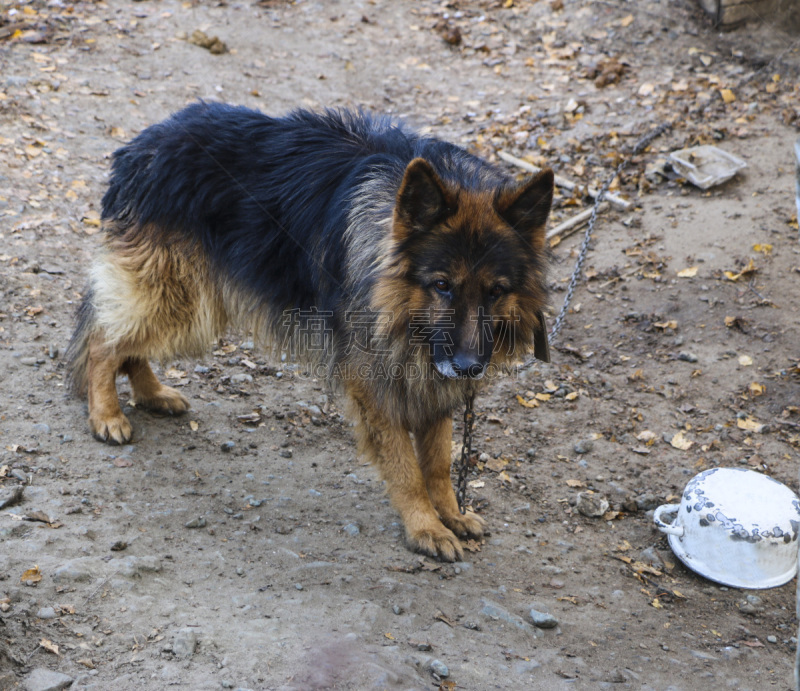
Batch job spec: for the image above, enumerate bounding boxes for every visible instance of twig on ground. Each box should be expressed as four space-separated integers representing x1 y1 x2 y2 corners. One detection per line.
498 150 632 210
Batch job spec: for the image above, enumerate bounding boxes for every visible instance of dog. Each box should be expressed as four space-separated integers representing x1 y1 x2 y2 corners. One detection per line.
67 102 554 561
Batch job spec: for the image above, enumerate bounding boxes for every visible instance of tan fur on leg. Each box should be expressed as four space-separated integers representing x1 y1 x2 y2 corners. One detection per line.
121 357 189 415
349 391 464 562
414 417 485 540
87 334 131 444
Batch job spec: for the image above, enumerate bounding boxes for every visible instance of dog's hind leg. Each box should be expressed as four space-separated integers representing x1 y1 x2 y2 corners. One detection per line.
121 357 189 416
414 417 485 540
349 392 464 562
86 333 132 444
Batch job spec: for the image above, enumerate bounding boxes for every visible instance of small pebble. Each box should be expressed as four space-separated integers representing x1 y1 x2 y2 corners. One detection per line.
343 523 360 536
172 630 197 657
573 439 593 454
294 583 304 591
36 606 56 619
576 492 609 518
429 660 449 678
279 449 293 458
220 442 236 453
767 635 777 644
529 607 558 629
677 351 698 363
185 517 207 529
392 604 403 615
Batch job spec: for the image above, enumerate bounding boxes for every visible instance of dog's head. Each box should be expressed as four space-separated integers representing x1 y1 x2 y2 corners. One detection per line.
387 157 554 379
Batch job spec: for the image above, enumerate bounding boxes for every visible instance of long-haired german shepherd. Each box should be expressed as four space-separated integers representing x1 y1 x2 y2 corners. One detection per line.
67 102 554 561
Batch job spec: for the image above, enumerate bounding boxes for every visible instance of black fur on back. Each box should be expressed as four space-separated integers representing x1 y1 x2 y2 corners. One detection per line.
101 102 512 319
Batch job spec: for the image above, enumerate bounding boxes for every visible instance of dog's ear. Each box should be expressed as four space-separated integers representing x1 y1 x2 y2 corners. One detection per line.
395 158 455 235
495 169 554 251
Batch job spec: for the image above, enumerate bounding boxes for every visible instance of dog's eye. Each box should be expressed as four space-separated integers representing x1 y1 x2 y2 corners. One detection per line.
433 279 451 293
489 284 507 299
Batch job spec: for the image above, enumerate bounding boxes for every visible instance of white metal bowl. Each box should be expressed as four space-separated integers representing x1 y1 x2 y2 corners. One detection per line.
654 467 800 589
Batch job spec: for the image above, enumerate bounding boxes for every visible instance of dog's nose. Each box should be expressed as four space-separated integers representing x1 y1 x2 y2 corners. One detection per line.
451 354 485 379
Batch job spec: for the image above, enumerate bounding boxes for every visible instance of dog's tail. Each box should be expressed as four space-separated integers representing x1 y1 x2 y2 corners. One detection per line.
66 286 96 397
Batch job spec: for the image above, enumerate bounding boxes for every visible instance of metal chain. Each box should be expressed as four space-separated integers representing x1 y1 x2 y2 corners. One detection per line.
519 121 673 369
454 122 673 509
456 391 475 514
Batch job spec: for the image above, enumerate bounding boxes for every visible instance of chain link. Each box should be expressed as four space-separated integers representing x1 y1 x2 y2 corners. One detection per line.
456 392 475 515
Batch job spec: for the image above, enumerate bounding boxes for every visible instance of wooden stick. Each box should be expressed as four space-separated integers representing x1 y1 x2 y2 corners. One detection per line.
498 151 632 210
546 202 609 241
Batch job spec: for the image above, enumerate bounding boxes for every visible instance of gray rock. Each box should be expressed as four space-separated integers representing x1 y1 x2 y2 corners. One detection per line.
52 559 94 583
117 555 162 578
184 517 206 529
31 423 50 435
429 660 449 678
677 351 698 363
36 606 56 620
690 649 717 661
230 373 253 385
172 629 197 657
634 492 661 511
220 441 236 453
767 635 778 644
573 439 594 454
576 492 609 518
343 522 360 536
528 607 558 629
24 668 73 691
480 599 540 637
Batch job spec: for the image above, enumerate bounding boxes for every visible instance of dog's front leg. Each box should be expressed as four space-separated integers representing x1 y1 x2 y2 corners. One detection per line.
414 416 485 541
350 395 464 562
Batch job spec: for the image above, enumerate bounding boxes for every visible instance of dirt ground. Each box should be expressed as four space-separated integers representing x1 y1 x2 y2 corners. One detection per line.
2 0 800 689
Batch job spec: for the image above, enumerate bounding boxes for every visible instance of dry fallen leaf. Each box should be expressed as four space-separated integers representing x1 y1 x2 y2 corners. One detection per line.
724 258 757 282
738 355 753 367
677 267 698 278
752 243 772 255
670 431 694 451
719 88 735 104
40 638 59 655
20 566 42 585
485 457 508 472
515 394 538 409
189 420 199 431
737 416 765 433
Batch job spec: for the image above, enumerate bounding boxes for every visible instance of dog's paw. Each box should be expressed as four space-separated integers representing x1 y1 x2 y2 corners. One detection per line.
89 413 133 445
408 523 463 562
133 385 190 416
441 510 486 540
